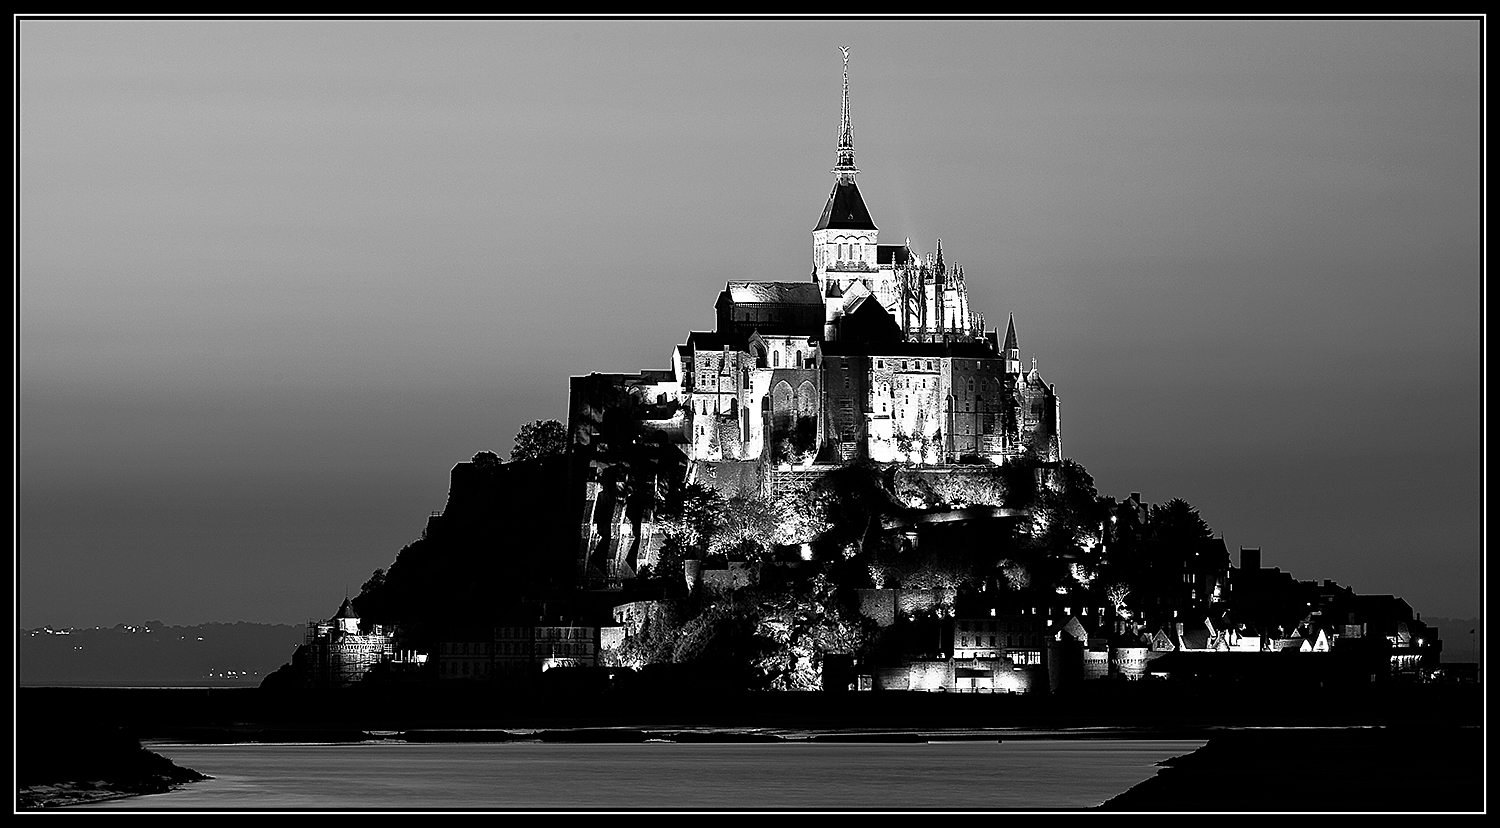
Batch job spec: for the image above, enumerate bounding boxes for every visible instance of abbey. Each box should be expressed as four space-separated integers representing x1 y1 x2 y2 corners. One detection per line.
582 51 1060 471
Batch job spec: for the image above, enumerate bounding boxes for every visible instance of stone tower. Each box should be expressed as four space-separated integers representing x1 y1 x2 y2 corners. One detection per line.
812 47 881 306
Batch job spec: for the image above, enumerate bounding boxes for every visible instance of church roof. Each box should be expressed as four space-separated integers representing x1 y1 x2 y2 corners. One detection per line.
814 180 877 231
334 597 359 620
721 281 823 306
684 330 750 352
820 339 999 359
876 244 912 266
1003 315 1018 351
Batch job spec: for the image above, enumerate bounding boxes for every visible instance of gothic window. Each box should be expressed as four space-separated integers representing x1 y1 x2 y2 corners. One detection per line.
773 350 780 368
773 381 794 412
797 381 817 415
795 349 803 367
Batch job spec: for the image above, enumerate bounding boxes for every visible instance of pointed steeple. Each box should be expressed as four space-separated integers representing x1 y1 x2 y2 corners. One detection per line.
1003 314 1021 375
333 596 360 634
834 45 857 181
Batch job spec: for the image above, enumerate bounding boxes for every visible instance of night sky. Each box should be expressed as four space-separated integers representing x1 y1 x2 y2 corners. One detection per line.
18 18 1482 626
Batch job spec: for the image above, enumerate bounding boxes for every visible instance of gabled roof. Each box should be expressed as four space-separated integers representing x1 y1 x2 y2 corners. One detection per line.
721 281 824 306
683 331 749 352
334 597 359 620
843 291 877 315
1060 616 1091 644
814 180 877 231
1179 625 1211 650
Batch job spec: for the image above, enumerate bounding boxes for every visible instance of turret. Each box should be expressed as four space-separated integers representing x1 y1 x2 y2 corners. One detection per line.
1003 315 1021 374
333 596 360 635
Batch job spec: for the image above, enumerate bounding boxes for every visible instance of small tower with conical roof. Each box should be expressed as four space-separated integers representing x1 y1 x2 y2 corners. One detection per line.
334 596 360 634
1003 314 1022 375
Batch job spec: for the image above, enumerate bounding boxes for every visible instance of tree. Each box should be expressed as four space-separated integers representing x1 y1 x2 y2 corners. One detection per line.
360 568 386 593
709 496 779 561
998 559 1032 591
1029 458 1108 554
657 482 723 561
771 486 834 547
1106 582 1132 620
1149 498 1214 542
510 419 567 462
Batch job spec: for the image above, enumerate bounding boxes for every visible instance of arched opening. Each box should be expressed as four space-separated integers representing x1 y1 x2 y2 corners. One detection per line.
772 350 780 368
753 343 767 368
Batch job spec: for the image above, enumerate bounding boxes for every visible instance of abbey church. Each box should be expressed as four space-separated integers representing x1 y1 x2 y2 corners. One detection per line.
569 51 1062 581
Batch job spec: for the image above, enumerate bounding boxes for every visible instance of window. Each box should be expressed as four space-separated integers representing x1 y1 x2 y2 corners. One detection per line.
773 351 780 368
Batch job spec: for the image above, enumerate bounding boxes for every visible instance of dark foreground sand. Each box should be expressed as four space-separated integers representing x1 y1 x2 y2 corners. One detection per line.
17 724 210 810
1099 726 1483 812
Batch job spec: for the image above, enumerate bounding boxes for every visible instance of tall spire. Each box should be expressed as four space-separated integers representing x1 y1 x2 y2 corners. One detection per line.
834 45 858 181
1003 314 1021 375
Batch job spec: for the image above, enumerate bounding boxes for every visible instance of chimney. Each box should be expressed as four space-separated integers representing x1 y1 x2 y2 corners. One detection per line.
1240 547 1261 571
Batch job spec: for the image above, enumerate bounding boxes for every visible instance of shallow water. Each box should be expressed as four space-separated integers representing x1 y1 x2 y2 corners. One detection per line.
80 739 1205 810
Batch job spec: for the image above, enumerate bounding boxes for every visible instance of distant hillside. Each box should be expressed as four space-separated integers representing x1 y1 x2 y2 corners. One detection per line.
19 622 305 687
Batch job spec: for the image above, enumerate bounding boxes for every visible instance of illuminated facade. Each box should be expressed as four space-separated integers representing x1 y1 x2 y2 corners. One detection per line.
568 50 1063 583
675 50 1062 469
293 597 395 687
